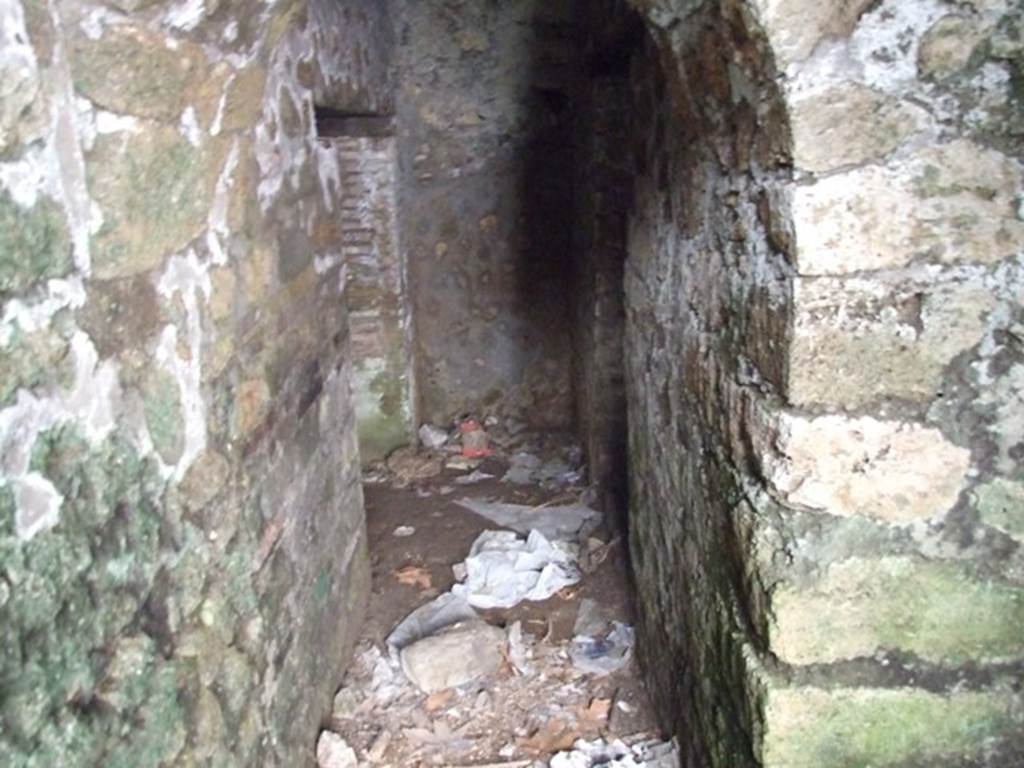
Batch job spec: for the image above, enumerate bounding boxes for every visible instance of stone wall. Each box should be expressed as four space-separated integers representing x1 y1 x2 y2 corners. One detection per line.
621 0 1024 765
0 0 388 764
395 0 578 428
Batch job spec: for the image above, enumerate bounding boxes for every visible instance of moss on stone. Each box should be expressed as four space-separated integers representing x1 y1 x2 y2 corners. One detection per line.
141 369 185 465
88 128 222 280
974 478 1024 541
0 189 72 297
0 325 73 407
772 556 1024 665
763 686 1020 767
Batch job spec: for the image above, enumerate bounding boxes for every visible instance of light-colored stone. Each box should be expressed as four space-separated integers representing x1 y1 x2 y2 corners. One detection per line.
918 15 989 80
789 83 926 172
789 278 995 407
771 556 1024 664
770 414 970 522
792 140 1024 275
399 619 506 693
752 0 876 67
316 731 357 768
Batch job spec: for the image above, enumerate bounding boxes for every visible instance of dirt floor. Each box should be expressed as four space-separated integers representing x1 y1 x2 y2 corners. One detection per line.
324 432 664 767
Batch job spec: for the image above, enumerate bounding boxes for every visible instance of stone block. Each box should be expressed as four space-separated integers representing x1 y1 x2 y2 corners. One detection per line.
789 277 995 408
762 685 1022 767
771 556 1024 664
789 83 926 172
70 25 202 121
751 0 876 67
768 414 970 523
791 140 1024 274
88 127 224 279
918 15 990 80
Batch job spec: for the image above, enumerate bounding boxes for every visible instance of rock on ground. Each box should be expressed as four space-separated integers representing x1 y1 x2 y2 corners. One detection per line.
317 731 358 768
400 619 506 693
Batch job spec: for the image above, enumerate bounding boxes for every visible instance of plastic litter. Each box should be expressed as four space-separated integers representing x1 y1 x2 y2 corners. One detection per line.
549 737 680 768
460 419 492 458
419 423 450 449
454 470 495 485
569 598 635 675
451 529 581 609
386 592 478 659
455 497 600 540
393 525 416 537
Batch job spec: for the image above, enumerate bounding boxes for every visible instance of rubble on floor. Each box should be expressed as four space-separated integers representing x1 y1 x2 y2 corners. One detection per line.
319 426 672 767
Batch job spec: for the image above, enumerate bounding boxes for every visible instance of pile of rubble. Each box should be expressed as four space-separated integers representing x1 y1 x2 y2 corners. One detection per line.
316 421 678 767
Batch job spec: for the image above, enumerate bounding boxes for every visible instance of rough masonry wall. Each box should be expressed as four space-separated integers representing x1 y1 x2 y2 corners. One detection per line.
0 1 388 764
395 0 578 428
624 0 1024 765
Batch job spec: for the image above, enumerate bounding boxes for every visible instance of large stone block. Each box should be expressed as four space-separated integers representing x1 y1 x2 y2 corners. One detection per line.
918 14 990 80
751 0 876 67
768 414 970 523
789 83 926 173
789 277 995 408
762 685 1022 767
791 140 1024 275
70 25 203 121
88 127 224 279
771 556 1024 664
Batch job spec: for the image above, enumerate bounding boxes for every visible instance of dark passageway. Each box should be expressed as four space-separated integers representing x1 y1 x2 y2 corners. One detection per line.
1 0 1022 766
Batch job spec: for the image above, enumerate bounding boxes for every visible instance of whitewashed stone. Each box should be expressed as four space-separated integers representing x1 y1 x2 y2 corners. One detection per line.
792 140 1024 275
790 83 926 172
769 415 970 523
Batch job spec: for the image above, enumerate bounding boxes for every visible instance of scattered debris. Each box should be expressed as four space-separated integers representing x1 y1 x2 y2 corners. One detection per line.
520 718 581 754
569 598 635 676
387 447 445 485
400 619 507 693
419 423 451 449
425 689 455 712
452 529 582 609
447 454 483 472
326 429 661 767
549 737 680 768
507 620 532 675
502 449 585 489
455 469 496 485
394 565 433 591
456 497 600 540
580 536 617 574
316 731 358 768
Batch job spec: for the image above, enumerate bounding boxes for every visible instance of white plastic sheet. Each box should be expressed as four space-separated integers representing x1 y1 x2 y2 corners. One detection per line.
549 737 680 768
456 498 600 540
451 529 582 609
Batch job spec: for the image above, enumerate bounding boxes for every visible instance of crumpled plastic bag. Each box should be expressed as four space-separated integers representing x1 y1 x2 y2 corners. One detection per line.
549 737 680 768
385 592 478 660
451 529 581 609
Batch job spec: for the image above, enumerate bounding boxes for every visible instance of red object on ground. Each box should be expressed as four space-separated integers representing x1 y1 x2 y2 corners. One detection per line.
460 419 492 458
